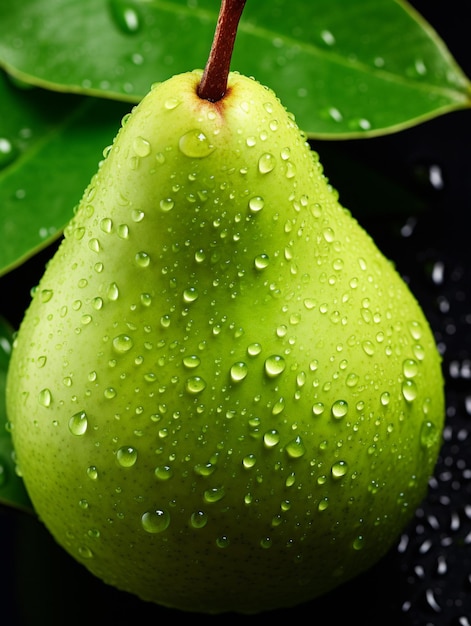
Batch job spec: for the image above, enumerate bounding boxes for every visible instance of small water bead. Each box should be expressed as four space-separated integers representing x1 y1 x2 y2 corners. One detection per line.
111 3 141 34
331 460 348 479
40 289 53 303
264 355 286 378
408 320 423 341
68 411 88 436
0 137 18 168
190 510 208 529
117 224 129 239
403 358 418 378
312 402 325 417
179 129 215 158
240 344 260 363
154 465 173 481
285 436 306 459
164 96 180 110
113 334 134 353
346 373 359 388
78 546 94 559
352 536 365 551
183 287 198 303
185 376 206 395
243 454 257 469
87 466 98 480
38 388 52 407
204 486 226 503
248 196 264 213
263 429 280 448
361 340 375 356
116 446 138 467
331 399 348 420
258 153 275 174
230 362 248 383
318 497 329 512
141 509 170 534
107 282 119 301
254 254 269 270
216 536 230 549
402 380 417 402
100 217 113 233
380 391 391 406
160 198 174 212
135 251 150 268
129 209 144 224
183 355 201 369
420 419 439 449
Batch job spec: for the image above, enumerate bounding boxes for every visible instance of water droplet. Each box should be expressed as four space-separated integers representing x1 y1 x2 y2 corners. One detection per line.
135 251 150 268
318 497 329 511
190 510 208 529
403 358 418 378
204 486 225 503
154 465 173 481
254 254 270 270
346 373 359 388
113 334 134 353
420 420 439 449
263 429 280 448
68 411 88 436
78 545 94 559
331 400 348 420
107 282 119 301
285 436 306 459
183 287 199 303
179 129 215 158
104 387 117 400
216 535 230 548
402 380 417 402
312 402 325 416
361 340 375 356
247 343 262 357
185 376 206 395
183 355 201 369
380 391 390 406
408 320 423 340
141 509 170 533
248 196 264 213
264 355 285 378
38 388 52 407
160 198 174 212
110 1 141 34
40 289 53 303
230 362 248 383
0 137 18 169
353 536 365 551
116 446 138 467
164 97 180 110
331 460 348 479
258 153 275 174
87 466 98 480
242 454 256 469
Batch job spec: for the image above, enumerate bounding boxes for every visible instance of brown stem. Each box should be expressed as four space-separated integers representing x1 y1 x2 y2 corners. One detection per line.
197 0 247 102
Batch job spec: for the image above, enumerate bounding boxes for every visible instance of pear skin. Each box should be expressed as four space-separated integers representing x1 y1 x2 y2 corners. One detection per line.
6 70 444 613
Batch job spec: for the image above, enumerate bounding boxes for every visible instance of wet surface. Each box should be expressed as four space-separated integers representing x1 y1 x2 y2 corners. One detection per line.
1 0 470 624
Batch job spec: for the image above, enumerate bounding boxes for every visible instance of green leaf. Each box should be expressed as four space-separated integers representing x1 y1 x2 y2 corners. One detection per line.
0 0 469 137
0 70 130 276
0 316 34 513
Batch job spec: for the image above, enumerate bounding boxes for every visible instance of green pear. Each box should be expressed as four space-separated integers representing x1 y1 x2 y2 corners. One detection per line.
6 69 444 616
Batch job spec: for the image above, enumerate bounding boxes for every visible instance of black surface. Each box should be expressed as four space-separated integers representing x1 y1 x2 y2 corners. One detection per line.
1 1 470 624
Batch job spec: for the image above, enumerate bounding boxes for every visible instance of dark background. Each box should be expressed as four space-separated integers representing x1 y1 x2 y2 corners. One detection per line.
1 1 470 624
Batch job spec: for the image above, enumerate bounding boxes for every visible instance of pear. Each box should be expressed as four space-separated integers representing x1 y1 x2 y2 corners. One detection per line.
6 0 444 615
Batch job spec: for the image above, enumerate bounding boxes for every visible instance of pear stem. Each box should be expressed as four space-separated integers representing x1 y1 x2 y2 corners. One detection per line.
197 0 247 102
